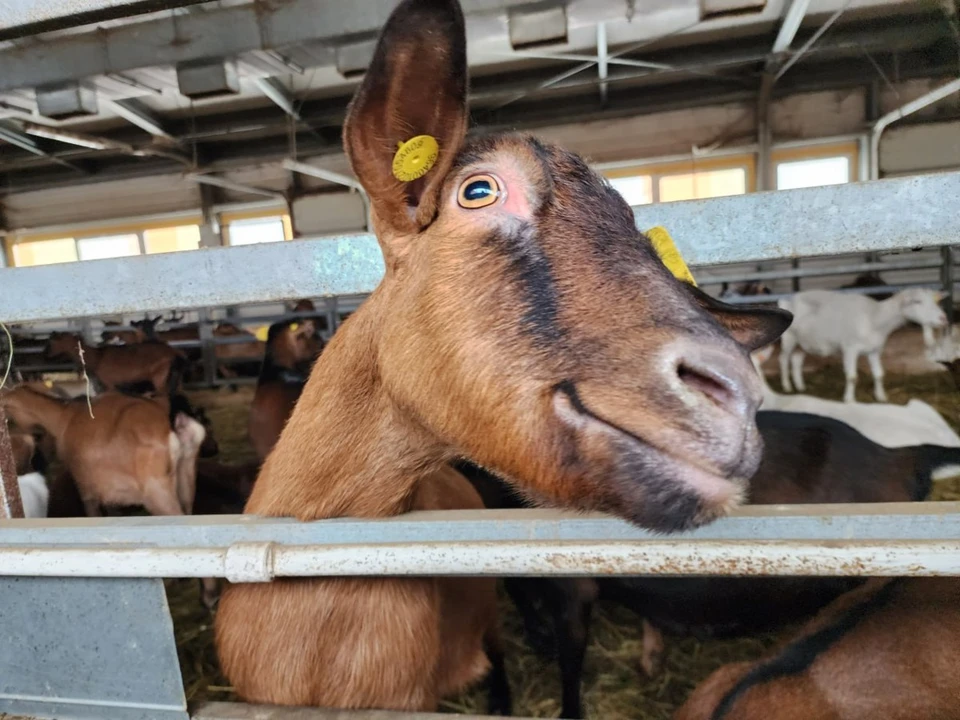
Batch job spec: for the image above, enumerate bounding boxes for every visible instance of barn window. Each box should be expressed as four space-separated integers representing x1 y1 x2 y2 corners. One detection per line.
144 225 202 254
11 237 79 266
659 167 748 202
776 156 851 189
602 154 756 205
607 175 654 207
222 211 294 246
772 141 858 190
76 233 142 261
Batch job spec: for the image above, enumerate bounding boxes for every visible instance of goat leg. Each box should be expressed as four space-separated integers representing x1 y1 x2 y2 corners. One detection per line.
640 619 666 678
483 626 512 716
552 579 595 719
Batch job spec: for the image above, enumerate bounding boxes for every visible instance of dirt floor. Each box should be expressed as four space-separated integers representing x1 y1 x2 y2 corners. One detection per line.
168 324 960 719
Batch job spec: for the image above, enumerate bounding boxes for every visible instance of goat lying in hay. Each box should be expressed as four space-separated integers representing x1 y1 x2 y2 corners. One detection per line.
752 345 960 480
675 577 960 720
213 0 791 712
778 288 947 403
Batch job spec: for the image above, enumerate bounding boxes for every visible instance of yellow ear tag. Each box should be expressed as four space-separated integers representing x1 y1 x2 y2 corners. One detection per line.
254 326 270 343
289 322 299 332
43 380 54 389
392 135 439 182
646 226 697 287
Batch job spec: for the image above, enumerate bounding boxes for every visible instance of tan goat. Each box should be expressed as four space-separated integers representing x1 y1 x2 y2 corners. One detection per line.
215 0 791 712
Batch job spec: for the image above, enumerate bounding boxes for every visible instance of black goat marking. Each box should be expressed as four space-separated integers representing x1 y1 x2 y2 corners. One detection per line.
484 227 565 346
711 579 902 720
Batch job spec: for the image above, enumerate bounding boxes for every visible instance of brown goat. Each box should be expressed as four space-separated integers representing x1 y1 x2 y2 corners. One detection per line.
1 386 194 516
192 459 259 515
5 386 220 606
45 331 185 395
10 432 36 475
675 578 960 720
214 0 790 712
248 318 323 461
101 320 150 345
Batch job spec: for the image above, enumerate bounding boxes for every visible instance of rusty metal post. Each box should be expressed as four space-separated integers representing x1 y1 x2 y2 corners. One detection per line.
0 406 24 519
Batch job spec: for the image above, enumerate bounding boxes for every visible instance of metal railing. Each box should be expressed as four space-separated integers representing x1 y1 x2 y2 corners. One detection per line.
1 171 960 719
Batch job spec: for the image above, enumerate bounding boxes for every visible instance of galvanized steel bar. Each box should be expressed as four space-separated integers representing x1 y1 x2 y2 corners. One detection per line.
1 173 959 323
0 235 386 323
716 281 942 305
0 540 958 579
636 172 960 267
2 503 960 543
0 577 188 720
0 0 206 34
694 257 944 286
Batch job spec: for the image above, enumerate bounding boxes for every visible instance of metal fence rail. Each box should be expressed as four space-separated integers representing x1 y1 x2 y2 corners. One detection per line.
1 505 959 579
2 173 959 324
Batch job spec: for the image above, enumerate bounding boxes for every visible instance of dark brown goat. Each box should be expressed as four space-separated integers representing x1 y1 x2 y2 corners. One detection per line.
675 577 960 720
247 318 323 461
214 0 789 712
45 331 185 395
463 409 958 717
840 270 893 301
192 459 259 515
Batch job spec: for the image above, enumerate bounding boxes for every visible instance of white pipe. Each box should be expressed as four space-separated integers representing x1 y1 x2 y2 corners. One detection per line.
596 23 609 106
772 0 813 54
870 77 960 180
775 0 853 81
2 540 960 581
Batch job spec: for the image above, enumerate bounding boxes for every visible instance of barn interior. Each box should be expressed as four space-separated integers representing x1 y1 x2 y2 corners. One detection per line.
1 1 960 718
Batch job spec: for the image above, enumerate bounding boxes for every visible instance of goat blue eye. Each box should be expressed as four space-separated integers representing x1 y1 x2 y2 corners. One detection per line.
457 174 502 208
465 180 494 200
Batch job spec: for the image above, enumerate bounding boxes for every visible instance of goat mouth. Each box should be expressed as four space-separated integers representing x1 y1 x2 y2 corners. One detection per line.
553 381 749 525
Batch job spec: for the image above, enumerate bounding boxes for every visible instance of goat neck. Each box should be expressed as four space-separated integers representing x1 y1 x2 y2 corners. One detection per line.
246 303 444 520
1 388 72 440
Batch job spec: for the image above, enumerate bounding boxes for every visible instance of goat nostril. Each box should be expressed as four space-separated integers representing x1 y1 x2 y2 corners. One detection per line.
677 363 735 410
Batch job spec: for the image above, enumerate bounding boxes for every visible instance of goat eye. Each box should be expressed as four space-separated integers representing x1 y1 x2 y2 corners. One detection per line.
458 174 503 209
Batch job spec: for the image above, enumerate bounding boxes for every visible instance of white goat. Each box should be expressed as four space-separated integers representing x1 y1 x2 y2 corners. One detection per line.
778 288 947 403
17 472 49 518
754 346 960 480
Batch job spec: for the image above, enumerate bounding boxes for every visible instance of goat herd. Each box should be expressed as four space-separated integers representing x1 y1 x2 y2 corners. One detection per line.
4 0 960 716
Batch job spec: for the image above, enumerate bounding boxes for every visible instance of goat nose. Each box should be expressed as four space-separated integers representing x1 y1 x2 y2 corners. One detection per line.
668 342 757 418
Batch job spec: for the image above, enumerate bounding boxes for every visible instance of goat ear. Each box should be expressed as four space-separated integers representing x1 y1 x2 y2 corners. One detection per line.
688 285 793 352
343 0 468 243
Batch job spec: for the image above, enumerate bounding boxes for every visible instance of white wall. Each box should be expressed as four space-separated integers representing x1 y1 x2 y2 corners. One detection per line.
290 192 366 236
881 121 960 176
